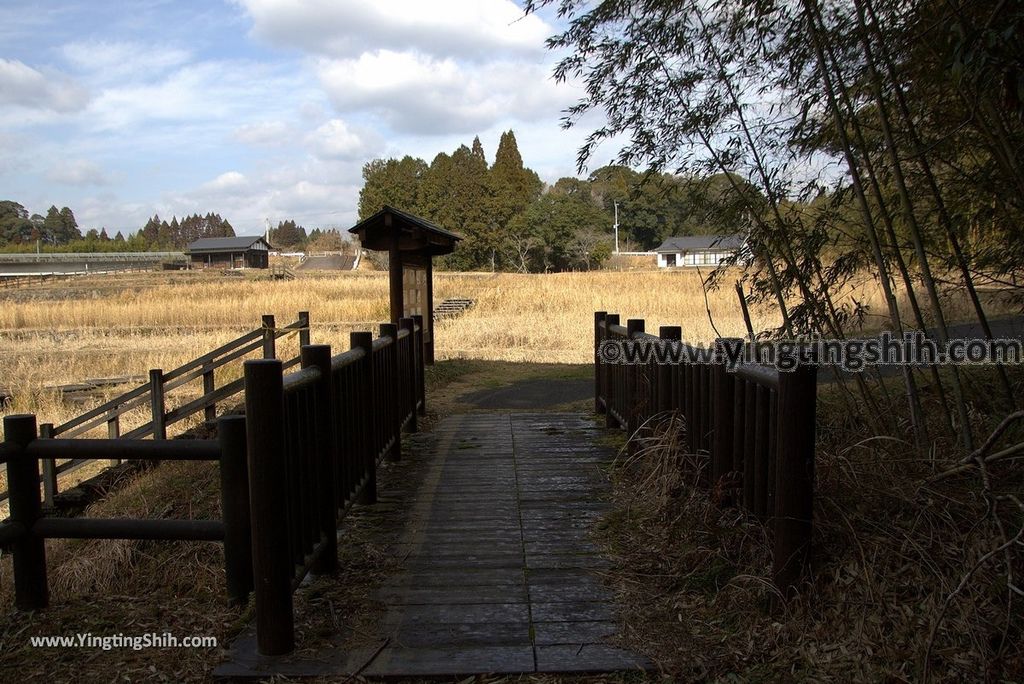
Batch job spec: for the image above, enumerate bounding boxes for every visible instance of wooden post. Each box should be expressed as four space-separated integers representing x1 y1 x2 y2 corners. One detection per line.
400 318 419 432
595 312 607 414
298 311 311 347
604 314 620 429
711 350 735 486
425 259 435 365
5 414 49 610
218 415 253 605
753 384 771 519
149 369 166 440
625 319 645 444
380 323 402 462
658 326 682 417
243 359 293 656
350 332 377 505
730 376 746 505
773 362 818 596
107 414 121 466
203 365 216 423
411 314 426 416
262 314 276 359
38 423 57 507
301 344 339 576
743 380 757 509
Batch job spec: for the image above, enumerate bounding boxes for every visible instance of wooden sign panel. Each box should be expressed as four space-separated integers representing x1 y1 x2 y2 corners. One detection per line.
402 263 430 343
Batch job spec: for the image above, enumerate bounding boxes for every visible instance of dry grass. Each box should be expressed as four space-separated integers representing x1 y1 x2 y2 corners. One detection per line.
599 370 1024 682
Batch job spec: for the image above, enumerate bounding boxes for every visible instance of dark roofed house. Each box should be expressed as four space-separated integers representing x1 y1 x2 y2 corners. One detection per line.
654 234 744 268
186 236 272 269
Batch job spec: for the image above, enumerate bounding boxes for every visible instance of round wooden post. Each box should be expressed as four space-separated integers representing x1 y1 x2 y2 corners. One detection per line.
302 344 339 576
243 359 294 656
261 314 276 359
399 318 419 432
218 414 253 605
5 414 49 610
594 311 607 414
411 314 426 416
149 369 166 440
603 314 620 429
380 323 402 462
773 362 818 597
711 343 735 486
625 319 645 446
350 332 377 505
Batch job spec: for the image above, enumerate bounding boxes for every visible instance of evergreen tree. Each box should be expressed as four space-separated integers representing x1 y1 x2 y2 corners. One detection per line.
0 201 33 244
43 206 63 244
272 220 307 248
489 130 543 239
58 206 80 243
141 215 161 244
357 156 428 219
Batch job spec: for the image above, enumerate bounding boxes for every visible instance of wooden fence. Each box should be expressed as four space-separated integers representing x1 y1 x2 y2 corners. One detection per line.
0 315 425 656
594 311 817 595
1 312 311 508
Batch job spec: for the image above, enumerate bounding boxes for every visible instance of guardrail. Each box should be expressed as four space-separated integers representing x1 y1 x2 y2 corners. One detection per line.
3 312 312 507
0 252 186 263
0 315 426 657
594 311 817 595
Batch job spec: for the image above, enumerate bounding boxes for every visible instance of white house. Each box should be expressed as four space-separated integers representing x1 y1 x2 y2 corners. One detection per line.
654 234 744 268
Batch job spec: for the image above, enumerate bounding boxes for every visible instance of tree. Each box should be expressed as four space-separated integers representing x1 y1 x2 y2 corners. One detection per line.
58 206 80 243
489 130 543 236
0 201 32 245
272 220 307 249
357 156 428 220
507 191 609 272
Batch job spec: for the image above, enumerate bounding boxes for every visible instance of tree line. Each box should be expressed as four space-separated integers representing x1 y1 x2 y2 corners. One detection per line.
357 130 757 272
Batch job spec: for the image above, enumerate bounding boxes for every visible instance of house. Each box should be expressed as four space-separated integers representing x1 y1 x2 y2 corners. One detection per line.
654 234 744 268
186 236 272 269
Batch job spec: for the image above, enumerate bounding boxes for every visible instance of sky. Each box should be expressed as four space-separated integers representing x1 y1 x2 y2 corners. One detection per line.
0 0 611 235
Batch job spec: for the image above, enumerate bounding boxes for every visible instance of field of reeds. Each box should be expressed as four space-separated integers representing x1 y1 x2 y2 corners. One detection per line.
0 266 1012 440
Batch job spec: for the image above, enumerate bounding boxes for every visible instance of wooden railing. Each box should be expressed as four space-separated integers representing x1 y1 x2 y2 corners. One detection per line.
0 315 425 657
221 315 424 655
0 413 254 609
2 312 312 507
594 311 818 595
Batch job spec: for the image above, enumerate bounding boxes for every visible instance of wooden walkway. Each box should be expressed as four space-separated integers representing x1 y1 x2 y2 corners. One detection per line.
219 410 649 678
346 412 648 677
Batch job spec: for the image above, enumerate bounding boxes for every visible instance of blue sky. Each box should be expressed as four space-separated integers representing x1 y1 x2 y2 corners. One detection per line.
0 0 608 235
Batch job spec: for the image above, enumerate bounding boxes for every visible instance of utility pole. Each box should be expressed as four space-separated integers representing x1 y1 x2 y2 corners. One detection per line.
613 201 620 254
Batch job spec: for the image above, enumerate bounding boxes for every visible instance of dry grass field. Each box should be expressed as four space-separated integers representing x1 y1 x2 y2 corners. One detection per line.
0 265 1009 440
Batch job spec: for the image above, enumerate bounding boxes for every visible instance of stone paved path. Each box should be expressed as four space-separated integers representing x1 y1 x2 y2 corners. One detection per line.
343 412 649 677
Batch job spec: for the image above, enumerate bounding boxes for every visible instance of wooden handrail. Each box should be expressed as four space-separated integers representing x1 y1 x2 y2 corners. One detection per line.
12 312 312 508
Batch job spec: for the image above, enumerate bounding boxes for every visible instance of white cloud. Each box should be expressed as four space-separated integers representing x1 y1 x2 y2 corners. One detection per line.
62 41 191 83
203 171 249 192
317 50 569 135
233 120 293 146
305 118 379 161
46 159 109 186
235 0 550 60
0 58 88 112
83 60 309 133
